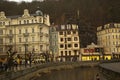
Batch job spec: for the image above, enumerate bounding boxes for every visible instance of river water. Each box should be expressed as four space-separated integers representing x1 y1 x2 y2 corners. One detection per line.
35 67 107 80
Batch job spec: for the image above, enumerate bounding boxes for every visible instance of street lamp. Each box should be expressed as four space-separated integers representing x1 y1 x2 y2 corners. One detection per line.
116 44 120 59
24 44 28 67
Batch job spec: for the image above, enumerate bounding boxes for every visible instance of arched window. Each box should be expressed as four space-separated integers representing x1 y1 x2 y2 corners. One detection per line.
24 20 26 24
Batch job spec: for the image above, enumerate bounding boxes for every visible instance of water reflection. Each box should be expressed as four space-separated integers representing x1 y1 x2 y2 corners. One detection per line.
36 67 106 80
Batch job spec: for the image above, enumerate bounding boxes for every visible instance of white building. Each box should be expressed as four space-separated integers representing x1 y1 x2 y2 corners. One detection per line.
56 24 80 61
0 9 50 59
97 23 120 59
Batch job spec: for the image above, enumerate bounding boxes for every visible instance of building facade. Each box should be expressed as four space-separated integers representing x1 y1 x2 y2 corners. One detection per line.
80 43 111 61
49 25 58 61
0 9 50 60
97 23 120 58
56 24 80 61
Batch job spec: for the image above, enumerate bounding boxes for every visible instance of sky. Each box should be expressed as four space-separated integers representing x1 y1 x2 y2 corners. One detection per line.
8 0 33 2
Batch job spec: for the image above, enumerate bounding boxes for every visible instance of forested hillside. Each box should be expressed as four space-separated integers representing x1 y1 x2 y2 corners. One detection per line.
0 0 120 27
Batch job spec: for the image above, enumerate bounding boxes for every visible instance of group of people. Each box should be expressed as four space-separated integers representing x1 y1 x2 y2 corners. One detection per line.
0 58 20 72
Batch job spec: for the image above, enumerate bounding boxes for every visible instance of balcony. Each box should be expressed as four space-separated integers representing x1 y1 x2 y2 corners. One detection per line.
23 33 29 37
7 34 13 38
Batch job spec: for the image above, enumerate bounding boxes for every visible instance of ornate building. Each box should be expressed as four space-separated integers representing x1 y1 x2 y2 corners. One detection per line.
0 9 50 59
49 25 58 61
97 23 120 58
56 24 80 61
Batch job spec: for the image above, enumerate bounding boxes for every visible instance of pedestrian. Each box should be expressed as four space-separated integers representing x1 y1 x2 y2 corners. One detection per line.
3 61 8 71
14 60 18 70
96 73 100 80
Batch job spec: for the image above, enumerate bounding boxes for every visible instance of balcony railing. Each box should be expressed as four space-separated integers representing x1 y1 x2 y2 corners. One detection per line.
23 33 29 37
7 34 13 38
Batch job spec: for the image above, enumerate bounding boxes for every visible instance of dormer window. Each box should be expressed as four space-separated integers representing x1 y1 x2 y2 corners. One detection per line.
32 19 34 23
61 25 65 30
27 20 29 23
35 20 37 23
22 9 30 17
24 20 26 24
3 22 5 25
19 21 21 24
36 10 43 16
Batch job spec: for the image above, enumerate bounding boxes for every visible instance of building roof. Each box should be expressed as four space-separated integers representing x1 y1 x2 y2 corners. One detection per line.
97 23 120 31
56 24 78 31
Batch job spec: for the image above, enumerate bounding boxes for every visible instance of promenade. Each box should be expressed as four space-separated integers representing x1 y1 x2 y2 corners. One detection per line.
99 62 120 80
100 62 120 73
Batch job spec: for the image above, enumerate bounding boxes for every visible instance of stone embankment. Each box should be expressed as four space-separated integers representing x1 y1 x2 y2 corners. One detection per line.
99 62 120 80
0 61 99 80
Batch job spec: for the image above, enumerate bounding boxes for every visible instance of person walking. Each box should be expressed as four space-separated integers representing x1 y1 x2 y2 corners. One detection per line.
96 73 100 80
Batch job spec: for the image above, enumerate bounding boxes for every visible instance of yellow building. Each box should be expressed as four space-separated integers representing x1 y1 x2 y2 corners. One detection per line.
57 24 80 61
0 9 50 60
97 23 120 59
80 43 111 61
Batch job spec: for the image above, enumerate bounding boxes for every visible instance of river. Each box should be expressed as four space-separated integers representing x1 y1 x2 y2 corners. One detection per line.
34 67 107 80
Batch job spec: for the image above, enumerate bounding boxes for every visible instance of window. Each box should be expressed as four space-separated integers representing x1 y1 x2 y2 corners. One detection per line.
19 21 21 24
27 20 29 23
65 44 67 49
74 37 78 41
61 51 63 56
9 30 12 34
19 29 21 34
65 51 67 56
60 38 63 42
39 18 42 22
0 30 3 35
68 38 71 41
60 44 64 48
74 44 78 47
19 47 21 52
3 22 5 25
25 29 28 33
19 38 21 42
74 50 77 55
24 20 26 24
69 51 71 55
40 28 42 32
40 45 43 50
61 25 65 29
9 38 12 43
25 38 28 42
32 28 34 33
64 32 67 36
65 38 67 43
68 44 71 48
67 31 71 35
40 36 42 41
113 35 114 39
35 20 37 23
116 35 118 39
73 31 77 34
59 31 63 35
32 37 34 42
32 19 34 23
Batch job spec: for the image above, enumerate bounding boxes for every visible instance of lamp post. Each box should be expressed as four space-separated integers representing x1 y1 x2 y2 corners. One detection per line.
24 44 28 67
116 44 120 59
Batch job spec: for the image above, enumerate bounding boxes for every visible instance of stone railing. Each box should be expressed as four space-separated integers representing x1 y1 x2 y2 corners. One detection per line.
0 61 103 80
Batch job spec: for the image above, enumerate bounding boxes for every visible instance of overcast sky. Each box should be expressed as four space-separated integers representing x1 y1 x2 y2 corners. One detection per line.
8 0 33 2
